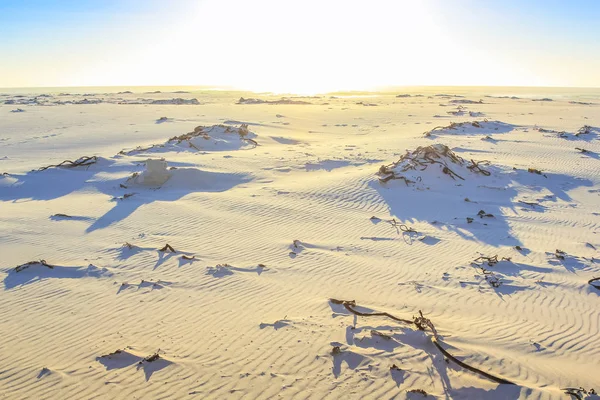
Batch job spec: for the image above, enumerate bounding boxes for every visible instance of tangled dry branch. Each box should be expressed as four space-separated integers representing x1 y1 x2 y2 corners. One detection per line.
36 156 98 171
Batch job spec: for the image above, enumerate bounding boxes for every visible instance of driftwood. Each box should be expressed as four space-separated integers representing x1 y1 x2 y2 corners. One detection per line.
467 159 491 176
407 389 428 396
473 255 511 266
159 244 176 253
15 260 54 272
589 277 600 291
575 125 592 136
477 210 494 218
139 352 160 364
99 349 123 358
562 387 597 400
37 156 98 171
527 168 547 178
371 216 417 234
329 298 514 385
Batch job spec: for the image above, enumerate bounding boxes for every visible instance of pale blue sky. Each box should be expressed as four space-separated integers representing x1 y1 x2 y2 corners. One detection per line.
1 0 599 92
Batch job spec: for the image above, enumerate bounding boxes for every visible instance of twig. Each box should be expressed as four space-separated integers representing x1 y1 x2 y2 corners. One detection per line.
589 277 600 291
159 244 176 252
329 298 515 385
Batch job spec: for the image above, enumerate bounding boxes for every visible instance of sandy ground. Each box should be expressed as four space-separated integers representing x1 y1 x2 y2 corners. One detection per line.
1 88 599 399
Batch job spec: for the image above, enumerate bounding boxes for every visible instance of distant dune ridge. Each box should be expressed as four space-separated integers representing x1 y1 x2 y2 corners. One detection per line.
1 88 599 399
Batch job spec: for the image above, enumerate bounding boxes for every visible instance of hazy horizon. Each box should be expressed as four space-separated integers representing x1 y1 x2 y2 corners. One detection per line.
2 0 600 93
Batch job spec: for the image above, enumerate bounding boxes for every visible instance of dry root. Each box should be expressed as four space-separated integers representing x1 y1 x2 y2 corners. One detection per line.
329 298 514 385
36 156 98 171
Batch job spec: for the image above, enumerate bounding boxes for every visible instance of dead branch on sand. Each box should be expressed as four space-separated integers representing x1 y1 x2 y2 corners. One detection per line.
562 387 597 400
467 159 491 176
159 244 176 253
36 156 98 171
588 277 600 291
329 298 514 385
370 216 418 234
472 255 511 267
15 260 55 272
576 125 592 137
139 352 161 364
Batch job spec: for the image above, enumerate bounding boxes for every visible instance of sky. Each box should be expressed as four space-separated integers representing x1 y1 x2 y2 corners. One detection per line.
1 0 600 93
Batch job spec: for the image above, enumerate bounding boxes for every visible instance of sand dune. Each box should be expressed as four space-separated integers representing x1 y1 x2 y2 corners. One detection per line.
1 89 599 399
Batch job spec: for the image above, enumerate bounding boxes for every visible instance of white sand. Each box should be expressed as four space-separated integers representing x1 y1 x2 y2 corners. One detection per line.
1 88 599 399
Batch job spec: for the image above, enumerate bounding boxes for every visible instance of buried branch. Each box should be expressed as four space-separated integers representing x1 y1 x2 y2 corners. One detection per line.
329 298 514 385
36 156 98 171
15 260 55 273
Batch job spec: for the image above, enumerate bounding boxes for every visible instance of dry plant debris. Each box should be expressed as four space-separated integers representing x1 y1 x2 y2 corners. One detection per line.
423 121 486 138
370 216 417 234
576 125 592 136
36 156 98 171
377 144 492 185
407 389 428 397
588 277 600 291
139 352 161 364
15 260 55 272
329 298 514 385
159 244 176 253
562 387 597 400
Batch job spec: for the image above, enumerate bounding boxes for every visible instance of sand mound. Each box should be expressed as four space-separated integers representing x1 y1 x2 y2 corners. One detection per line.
377 143 493 186
424 120 514 137
120 124 258 155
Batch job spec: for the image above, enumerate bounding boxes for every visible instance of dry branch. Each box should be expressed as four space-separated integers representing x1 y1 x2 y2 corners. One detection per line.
15 260 54 272
159 244 176 252
329 298 515 385
589 277 600 291
36 156 98 171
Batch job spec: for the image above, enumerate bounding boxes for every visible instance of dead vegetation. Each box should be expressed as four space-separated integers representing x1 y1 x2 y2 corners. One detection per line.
423 121 486 138
140 352 161 364
15 260 55 272
471 255 511 288
527 168 547 178
119 124 257 155
159 244 176 253
562 387 597 400
370 216 418 234
36 156 98 171
576 125 592 137
377 144 492 185
237 97 311 105
167 124 257 148
588 277 600 291
329 298 514 385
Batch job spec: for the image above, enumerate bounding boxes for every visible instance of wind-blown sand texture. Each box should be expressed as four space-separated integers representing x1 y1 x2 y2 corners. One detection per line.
1 88 599 399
